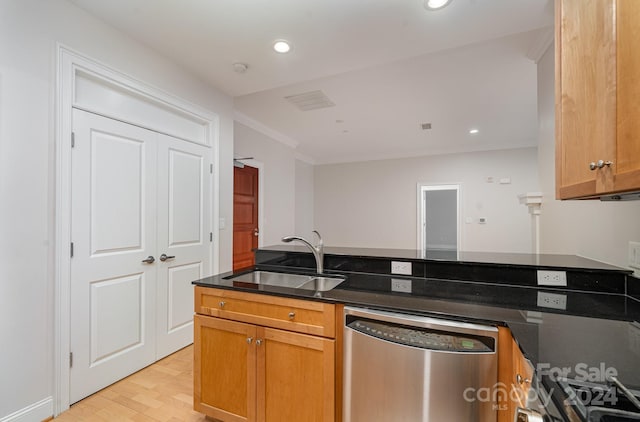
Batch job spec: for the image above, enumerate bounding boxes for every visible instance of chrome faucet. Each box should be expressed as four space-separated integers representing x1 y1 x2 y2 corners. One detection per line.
281 230 324 274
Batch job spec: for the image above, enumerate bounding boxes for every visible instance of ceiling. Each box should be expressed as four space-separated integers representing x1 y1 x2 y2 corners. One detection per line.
70 0 554 164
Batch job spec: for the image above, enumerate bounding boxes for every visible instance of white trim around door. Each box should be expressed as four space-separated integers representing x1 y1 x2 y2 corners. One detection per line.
54 44 220 415
416 183 462 256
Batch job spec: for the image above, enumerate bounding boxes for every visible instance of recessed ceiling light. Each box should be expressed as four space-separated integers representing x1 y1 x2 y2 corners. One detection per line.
273 40 291 53
469 129 479 134
424 0 452 10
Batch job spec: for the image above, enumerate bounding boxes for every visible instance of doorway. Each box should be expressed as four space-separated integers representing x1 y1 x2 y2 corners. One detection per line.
69 109 212 403
418 184 460 254
233 164 260 270
56 47 219 415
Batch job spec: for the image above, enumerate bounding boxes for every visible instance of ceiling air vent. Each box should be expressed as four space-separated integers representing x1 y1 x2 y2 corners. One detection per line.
284 90 335 111
421 123 432 130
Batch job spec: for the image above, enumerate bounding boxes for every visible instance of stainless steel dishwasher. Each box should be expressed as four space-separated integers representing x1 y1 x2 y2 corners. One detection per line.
343 306 499 422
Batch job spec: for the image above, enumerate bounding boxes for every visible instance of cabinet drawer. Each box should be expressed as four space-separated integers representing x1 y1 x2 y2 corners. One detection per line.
195 286 336 338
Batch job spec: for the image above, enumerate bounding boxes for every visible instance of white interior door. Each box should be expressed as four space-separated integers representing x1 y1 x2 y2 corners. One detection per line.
69 110 212 403
70 109 158 403
155 134 211 359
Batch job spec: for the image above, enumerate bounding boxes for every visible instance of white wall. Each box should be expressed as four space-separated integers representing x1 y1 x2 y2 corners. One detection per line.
537 46 640 269
234 122 298 246
314 148 539 252
295 159 316 240
0 0 234 419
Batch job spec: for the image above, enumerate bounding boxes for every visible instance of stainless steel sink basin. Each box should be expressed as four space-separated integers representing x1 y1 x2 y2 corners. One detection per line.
223 270 345 292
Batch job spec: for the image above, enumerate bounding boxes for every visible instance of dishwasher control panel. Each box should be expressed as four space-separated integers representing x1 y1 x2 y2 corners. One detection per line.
347 317 494 352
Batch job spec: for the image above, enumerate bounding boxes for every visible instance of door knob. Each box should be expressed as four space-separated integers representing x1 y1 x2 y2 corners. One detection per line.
141 256 155 264
254 228 259 237
159 253 175 262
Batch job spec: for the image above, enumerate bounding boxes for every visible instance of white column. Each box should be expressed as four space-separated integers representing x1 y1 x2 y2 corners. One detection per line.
518 192 543 254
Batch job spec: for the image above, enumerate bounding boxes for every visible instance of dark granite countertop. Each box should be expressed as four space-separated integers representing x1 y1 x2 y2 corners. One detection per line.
258 245 630 272
193 266 640 390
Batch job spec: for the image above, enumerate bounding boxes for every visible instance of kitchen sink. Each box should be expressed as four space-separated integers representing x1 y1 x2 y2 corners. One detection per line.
223 270 345 292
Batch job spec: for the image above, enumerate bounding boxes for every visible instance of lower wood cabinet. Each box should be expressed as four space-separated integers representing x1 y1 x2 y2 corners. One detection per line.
194 287 338 422
497 327 534 422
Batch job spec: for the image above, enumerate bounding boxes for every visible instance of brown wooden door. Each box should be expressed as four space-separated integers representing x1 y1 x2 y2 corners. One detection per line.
257 327 335 422
234 165 259 270
194 315 257 422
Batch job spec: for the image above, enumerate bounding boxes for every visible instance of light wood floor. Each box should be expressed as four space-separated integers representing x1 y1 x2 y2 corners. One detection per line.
55 345 208 422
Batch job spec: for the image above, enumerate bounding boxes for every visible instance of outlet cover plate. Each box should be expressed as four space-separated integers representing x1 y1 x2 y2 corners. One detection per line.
537 291 567 310
537 270 568 287
391 261 412 275
391 278 412 293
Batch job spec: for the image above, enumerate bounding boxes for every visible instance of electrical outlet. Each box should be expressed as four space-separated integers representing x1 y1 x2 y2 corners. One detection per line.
391 278 412 293
537 270 567 286
391 261 412 275
537 291 567 310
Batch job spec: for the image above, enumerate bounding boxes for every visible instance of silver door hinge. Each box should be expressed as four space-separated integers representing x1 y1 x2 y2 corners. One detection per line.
210 232 213 242
71 132 75 148
210 164 213 174
69 352 73 368
70 242 74 258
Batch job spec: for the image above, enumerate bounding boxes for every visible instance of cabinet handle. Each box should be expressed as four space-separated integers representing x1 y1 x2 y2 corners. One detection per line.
288 312 296 320
219 301 226 308
256 339 263 346
246 337 253 344
516 373 531 385
589 160 613 170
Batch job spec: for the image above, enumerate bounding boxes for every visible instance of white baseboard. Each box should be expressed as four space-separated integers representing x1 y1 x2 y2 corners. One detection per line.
0 397 53 422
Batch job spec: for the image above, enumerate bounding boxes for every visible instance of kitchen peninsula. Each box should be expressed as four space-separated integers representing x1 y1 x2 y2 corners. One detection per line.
193 246 640 421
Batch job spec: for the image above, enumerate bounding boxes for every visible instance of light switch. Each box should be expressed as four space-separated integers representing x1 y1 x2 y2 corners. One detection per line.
219 218 226 230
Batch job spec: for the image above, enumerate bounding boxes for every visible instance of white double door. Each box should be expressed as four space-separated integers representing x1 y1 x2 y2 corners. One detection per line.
69 109 211 403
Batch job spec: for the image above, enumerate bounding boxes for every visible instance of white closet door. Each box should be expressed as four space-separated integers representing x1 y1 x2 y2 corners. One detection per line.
155 134 211 358
70 109 158 403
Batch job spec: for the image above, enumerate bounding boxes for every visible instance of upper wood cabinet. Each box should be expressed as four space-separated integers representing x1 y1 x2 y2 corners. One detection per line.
555 0 640 199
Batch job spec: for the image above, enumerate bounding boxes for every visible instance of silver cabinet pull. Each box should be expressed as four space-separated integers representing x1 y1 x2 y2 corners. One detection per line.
256 339 263 346
159 253 175 262
219 301 226 308
288 312 296 320
516 373 531 385
247 337 253 344
590 160 613 170
141 256 155 264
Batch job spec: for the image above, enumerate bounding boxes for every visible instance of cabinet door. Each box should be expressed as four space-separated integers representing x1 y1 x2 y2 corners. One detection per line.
194 315 257 422
257 327 335 422
614 0 640 193
555 0 617 199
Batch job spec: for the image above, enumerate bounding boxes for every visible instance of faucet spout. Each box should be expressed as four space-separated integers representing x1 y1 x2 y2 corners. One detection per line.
281 230 324 274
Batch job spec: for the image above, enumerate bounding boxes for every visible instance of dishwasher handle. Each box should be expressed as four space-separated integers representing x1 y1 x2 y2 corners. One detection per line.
344 306 498 339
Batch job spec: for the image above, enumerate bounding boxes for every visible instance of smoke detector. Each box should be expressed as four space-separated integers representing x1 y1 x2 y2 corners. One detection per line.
233 63 248 73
